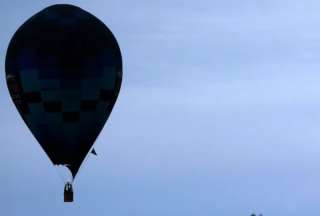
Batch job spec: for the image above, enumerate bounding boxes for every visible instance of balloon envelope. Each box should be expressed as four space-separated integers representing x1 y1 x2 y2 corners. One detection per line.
5 4 122 178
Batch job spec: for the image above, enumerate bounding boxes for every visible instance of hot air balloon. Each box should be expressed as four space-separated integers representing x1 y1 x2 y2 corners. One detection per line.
5 4 122 202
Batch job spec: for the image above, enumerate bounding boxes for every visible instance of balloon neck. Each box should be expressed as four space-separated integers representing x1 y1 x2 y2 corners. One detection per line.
64 182 73 202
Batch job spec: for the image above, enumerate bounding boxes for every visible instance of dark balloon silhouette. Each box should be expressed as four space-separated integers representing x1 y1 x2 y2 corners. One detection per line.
5 4 122 201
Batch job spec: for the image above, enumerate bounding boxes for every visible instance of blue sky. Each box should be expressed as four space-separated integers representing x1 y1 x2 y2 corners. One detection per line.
2 0 320 215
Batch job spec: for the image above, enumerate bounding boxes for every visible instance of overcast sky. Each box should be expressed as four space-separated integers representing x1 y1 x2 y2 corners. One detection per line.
2 0 320 215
